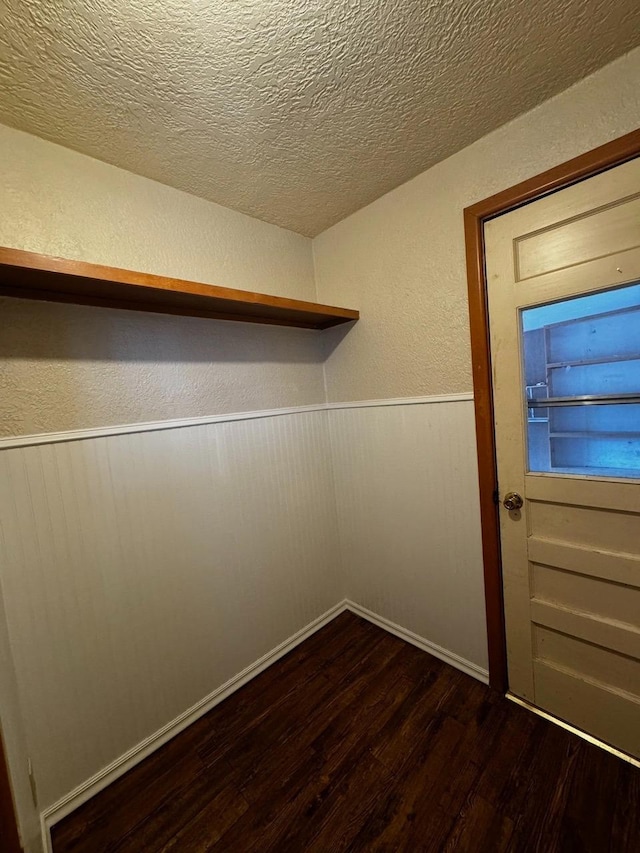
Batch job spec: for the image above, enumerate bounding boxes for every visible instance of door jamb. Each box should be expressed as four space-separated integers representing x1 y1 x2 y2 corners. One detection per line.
463 128 640 693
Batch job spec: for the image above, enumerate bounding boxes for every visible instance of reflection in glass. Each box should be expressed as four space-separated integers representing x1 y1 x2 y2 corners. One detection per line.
522 284 640 479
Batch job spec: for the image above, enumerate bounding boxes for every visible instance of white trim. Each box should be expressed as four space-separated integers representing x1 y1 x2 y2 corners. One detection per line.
39 596 488 851
324 393 473 410
1 404 328 451
344 600 489 684
506 693 640 769
40 600 350 853
1 393 474 450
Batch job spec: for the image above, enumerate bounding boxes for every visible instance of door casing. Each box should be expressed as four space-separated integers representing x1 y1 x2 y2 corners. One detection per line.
463 128 640 692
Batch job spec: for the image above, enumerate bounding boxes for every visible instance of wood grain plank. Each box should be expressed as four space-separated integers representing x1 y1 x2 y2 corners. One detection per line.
0 245 359 329
51 612 640 853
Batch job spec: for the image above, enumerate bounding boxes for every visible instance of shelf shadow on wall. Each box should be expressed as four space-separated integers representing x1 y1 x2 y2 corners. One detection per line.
0 298 356 364
0 298 358 436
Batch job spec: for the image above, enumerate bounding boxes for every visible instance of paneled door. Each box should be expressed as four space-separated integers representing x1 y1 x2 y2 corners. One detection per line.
485 156 640 759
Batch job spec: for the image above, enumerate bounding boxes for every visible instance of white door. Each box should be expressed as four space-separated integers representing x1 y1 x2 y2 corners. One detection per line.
485 156 640 759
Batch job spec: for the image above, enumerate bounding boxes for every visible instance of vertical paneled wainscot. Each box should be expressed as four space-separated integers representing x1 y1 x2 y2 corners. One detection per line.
329 397 489 678
0 410 342 819
0 394 489 850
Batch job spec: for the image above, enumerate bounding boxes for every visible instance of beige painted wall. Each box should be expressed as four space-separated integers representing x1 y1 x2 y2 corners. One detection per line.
0 124 324 437
311 46 640 710
1 43 640 853
0 123 325 850
313 47 640 402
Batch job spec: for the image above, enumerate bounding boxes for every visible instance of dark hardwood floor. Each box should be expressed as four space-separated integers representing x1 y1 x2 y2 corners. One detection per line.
52 612 640 852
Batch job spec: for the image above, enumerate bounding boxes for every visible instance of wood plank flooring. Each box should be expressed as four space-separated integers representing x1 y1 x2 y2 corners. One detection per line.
52 612 640 852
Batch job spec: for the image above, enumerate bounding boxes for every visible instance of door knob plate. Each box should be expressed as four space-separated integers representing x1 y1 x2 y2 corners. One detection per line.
503 491 524 511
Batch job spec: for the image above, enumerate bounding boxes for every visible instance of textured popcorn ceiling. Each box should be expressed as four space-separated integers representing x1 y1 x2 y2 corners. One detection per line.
1 1 639 237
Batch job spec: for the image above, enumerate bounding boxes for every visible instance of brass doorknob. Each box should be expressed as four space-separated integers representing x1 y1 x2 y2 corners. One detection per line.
503 492 524 511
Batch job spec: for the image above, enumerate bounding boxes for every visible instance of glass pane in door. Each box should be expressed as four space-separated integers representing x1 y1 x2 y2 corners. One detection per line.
522 283 640 478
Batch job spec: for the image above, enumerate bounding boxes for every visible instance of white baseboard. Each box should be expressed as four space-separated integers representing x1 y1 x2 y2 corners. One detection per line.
40 597 488 852
40 599 349 853
345 600 489 684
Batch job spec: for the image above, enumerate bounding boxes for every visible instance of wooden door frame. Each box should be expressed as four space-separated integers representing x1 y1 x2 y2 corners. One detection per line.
464 128 640 693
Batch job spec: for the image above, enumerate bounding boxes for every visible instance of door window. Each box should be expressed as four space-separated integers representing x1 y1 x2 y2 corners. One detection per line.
522 283 640 478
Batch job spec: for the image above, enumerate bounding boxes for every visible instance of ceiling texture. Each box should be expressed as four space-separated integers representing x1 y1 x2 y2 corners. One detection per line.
1 0 639 237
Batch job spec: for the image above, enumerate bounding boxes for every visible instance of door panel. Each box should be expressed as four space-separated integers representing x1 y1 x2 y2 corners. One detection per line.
528 502 639 551
534 662 640 758
485 155 640 757
531 563 640 626
530 600 640 659
528 538 640 586
526 474 640 511
535 627 640 698
516 193 640 280
515 247 640 307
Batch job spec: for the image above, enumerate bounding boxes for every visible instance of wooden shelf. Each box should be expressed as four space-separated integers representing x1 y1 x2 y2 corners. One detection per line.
550 431 639 439
0 247 359 330
547 353 640 369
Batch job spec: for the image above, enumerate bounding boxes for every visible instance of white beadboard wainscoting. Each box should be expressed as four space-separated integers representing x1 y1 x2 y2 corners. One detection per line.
329 397 489 677
0 395 488 852
0 409 343 849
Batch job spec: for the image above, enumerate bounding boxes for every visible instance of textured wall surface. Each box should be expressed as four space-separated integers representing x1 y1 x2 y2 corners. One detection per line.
1 1 639 235
1 40 639 853
314 48 640 401
329 399 488 671
0 411 342 813
0 125 325 438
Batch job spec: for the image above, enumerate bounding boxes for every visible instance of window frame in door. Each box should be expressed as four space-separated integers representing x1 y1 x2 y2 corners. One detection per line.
463 128 640 693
